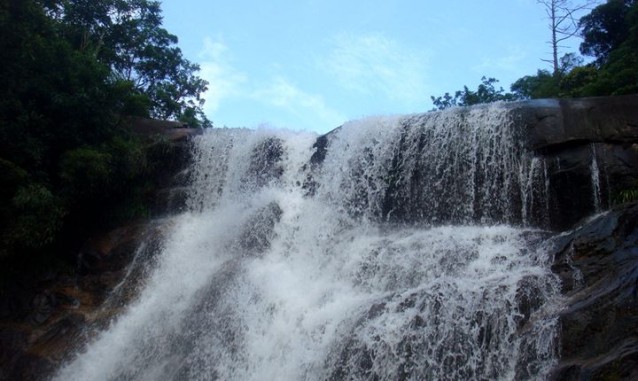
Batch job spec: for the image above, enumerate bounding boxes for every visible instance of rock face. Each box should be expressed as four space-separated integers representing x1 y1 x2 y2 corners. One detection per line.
510 95 638 230
0 221 170 381
549 203 638 381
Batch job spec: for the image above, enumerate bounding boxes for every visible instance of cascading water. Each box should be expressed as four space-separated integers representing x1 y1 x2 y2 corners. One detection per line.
53 104 563 381
590 143 604 213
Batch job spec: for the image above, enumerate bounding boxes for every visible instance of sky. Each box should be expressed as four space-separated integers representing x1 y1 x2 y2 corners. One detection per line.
159 0 591 133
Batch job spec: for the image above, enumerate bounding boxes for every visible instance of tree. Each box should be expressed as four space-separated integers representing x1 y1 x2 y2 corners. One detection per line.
510 52 584 98
580 0 637 63
0 0 210 264
578 0 638 94
44 0 210 122
511 70 560 99
537 0 599 74
430 77 519 110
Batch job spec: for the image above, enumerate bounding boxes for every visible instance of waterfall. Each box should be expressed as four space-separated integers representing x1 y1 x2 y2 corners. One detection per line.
53 105 562 381
590 143 603 213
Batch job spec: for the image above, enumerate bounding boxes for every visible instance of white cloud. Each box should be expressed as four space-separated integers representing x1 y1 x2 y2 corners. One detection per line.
196 36 345 131
322 33 430 104
198 36 247 113
251 77 346 129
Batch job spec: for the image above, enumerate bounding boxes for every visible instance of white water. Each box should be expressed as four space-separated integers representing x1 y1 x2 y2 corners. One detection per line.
54 106 562 380
590 143 603 212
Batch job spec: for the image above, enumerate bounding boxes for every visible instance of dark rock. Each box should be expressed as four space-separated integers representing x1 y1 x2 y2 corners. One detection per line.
0 327 28 379
508 95 638 230
152 186 190 216
309 130 334 166
243 137 285 190
549 203 638 380
237 202 283 255
367 302 386 320
28 291 57 325
5 353 53 381
515 275 545 329
0 281 34 320
510 95 638 150
303 127 341 196
34 313 85 349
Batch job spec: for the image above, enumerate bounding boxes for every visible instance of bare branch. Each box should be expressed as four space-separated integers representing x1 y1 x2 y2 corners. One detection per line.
536 0 599 74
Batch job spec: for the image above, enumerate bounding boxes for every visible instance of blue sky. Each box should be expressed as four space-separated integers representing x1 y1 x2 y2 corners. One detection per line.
160 0 591 133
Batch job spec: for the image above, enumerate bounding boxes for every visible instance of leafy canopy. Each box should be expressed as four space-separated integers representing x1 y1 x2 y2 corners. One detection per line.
43 0 211 124
0 0 210 263
430 77 519 111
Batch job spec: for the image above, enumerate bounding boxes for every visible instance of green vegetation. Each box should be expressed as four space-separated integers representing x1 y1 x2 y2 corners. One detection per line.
0 0 209 272
431 0 638 108
431 77 518 110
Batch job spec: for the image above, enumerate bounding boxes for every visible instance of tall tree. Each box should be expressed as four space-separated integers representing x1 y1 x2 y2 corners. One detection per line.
580 0 637 63
578 0 638 94
44 0 210 123
537 0 599 74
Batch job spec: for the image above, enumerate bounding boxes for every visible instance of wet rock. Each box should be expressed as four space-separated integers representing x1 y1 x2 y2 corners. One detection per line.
237 202 283 255
152 186 190 216
34 313 86 350
244 137 284 189
303 127 341 196
5 353 53 381
516 95 638 150
367 302 386 320
0 327 28 379
515 275 544 329
549 203 638 380
28 291 57 325
511 95 638 230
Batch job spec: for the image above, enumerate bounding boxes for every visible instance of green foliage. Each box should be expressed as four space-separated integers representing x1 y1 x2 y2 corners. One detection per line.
178 106 213 128
0 0 210 266
2 184 66 254
430 77 519 110
579 0 636 64
444 1 638 105
612 188 638 204
574 0 638 95
59 147 113 200
559 65 601 96
510 53 586 99
47 0 209 123
511 70 561 99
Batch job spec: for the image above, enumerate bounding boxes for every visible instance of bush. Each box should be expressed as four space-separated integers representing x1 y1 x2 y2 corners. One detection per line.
59 147 113 200
1 184 66 255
